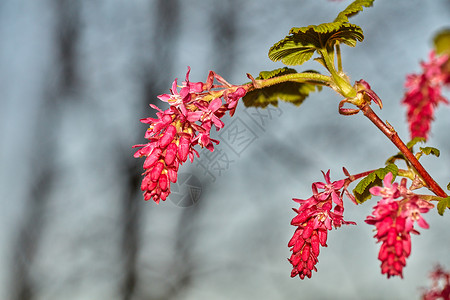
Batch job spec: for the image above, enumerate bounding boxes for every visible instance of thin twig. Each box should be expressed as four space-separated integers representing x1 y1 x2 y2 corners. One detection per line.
360 104 448 198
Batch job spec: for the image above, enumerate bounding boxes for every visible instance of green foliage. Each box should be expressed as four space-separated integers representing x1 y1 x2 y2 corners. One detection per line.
243 68 322 108
353 164 398 204
269 24 364 66
406 138 440 157
437 197 450 216
447 182 450 191
433 28 450 55
406 137 426 149
386 138 439 164
419 147 440 157
334 0 376 23
255 67 297 80
268 0 374 66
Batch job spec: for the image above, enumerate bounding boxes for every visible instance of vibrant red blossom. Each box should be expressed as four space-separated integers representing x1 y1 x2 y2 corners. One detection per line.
421 265 450 300
289 170 355 279
134 67 247 203
402 51 450 140
365 173 434 278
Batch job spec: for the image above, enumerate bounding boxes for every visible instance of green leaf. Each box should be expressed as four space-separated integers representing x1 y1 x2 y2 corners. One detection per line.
334 0 376 23
386 139 439 166
437 197 450 216
433 28 450 55
243 68 322 108
269 23 364 66
419 147 440 157
406 137 426 149
268 0 374 66
353 164 398 204
254 67 297 80
447 182 450 191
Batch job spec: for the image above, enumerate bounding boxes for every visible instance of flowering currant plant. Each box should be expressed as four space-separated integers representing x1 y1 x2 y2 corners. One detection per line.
134 0 450 284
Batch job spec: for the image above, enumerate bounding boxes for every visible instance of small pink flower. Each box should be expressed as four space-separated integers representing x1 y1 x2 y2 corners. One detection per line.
223 87 247 116
313 170 345 206
195 97 225 129
369 172 399 202
157 66 204 108
401 196 434 232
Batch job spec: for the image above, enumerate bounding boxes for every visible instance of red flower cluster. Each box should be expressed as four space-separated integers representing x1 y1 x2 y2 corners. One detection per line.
421 265 450 300
402 51 450 140
133 67 246 203
365 173 434 278
288 170 355 279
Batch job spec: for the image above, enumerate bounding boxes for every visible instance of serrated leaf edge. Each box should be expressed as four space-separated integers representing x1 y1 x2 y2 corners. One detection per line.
419 146 440 157
353 164 399 204
437 197 450 216
406 137 426 149
334 0 375 23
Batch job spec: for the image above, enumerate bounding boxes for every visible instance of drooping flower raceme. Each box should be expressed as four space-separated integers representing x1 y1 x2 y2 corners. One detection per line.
365 173 434 278
288 170 356 279
133 67 246 203
402 51 450 140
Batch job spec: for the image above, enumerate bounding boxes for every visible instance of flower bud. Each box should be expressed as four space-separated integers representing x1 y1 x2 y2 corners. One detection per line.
165 143 178 166
178 136 190 161
143 147 162 169
159 125 177 148
159 174 168 191
150 162 164 182
167 168 178 183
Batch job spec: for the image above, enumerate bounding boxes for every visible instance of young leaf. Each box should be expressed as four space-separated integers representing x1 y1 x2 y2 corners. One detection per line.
268 0 374 66
254 67 297 80
243 68 322 108
388 138 438 164
406 137 426 149
334 0 375 23
269 23 364 66
419 146 440 157
436 197 450 216
353 164 398 204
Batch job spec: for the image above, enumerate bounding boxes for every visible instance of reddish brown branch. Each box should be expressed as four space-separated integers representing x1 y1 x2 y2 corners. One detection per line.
360 104 448 198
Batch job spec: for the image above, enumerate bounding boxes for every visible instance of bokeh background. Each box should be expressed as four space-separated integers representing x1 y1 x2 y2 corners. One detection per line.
1 0 450 299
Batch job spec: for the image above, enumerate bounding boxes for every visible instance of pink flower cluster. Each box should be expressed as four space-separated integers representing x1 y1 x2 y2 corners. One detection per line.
288 170 355 279
402 51 450 140
365 173 434 278
133 67 246 203
422 265 450 300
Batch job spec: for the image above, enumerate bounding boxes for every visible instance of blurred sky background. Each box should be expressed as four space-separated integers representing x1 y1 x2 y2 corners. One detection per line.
1 0 450 299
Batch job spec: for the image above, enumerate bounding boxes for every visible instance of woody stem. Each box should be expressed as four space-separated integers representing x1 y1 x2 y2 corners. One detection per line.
360 103 448 198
